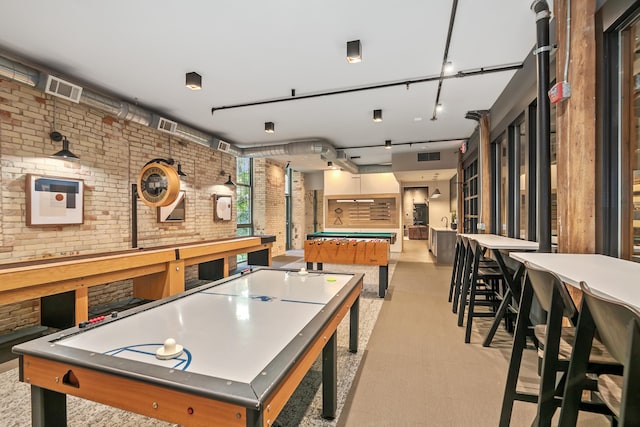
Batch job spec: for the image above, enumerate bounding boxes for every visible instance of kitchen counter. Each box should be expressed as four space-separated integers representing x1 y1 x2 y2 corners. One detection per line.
429 227 457 264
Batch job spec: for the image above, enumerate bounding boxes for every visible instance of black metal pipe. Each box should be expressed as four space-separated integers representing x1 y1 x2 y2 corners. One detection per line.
131 183 138 248
432 0 459 120
532 0 551 253
211 63 523 114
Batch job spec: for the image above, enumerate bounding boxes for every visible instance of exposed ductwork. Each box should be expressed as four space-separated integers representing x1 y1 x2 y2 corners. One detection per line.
0 54 367 172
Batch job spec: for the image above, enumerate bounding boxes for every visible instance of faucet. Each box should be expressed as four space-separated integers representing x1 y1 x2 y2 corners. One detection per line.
441 216 448 227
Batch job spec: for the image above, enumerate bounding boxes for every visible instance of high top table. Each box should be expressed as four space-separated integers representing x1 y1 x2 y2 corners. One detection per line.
13 268 363 427
507 252 640 425
508 253 640 308
460 234 538 346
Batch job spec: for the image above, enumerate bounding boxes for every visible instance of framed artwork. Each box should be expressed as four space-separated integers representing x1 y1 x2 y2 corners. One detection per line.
214 194 232 221
157 191 186 222
26 174 84 226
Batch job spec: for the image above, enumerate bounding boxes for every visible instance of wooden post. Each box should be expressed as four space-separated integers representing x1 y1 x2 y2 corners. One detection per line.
555 0 597 253
75 287 88 324
479 112 492 232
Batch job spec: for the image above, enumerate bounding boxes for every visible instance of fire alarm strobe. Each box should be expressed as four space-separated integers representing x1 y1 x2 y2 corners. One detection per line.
548 81 571 104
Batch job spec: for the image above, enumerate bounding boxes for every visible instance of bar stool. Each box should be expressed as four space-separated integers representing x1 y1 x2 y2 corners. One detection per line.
452 235 471 314
457 239 503 343
448 234 464 303
499 263 620 427
558 281 640 426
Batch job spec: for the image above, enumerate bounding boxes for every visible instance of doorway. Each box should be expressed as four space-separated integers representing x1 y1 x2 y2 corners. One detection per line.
413 203 428 225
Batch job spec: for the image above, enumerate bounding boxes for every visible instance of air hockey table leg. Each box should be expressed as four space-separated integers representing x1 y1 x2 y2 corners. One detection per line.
349 295 359 353
322 331 337 419
31 385 66 427
378 265 389 298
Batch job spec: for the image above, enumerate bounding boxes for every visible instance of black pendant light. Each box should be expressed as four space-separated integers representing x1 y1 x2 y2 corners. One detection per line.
224 174 235 186
50 131 79 160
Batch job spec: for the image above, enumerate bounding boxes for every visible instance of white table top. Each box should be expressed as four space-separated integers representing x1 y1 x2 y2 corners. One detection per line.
55 269 354 383
461 233 539 250
509 252 640 309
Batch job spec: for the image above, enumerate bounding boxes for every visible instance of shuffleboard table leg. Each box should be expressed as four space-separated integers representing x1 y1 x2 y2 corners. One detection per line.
378 265 389 298
322 332 337 419
31 385 66 427
349 296 359 353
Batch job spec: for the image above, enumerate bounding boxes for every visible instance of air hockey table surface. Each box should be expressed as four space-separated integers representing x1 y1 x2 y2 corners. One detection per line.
13 268 363 427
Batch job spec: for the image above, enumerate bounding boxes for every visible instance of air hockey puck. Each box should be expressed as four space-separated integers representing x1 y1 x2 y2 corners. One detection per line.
156 338 184 360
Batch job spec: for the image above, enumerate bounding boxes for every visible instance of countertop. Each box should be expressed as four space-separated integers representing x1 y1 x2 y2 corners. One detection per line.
430 226 457 232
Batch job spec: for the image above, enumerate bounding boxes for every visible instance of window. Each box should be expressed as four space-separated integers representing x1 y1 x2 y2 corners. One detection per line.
499 133 509 236
236 157 252 262
623 17 640 261
518 121 528 239
463 160 478 233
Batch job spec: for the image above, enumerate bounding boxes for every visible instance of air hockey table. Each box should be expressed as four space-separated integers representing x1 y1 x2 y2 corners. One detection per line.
13 268 363 427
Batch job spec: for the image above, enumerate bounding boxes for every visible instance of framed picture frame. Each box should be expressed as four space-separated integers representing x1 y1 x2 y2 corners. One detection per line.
214 194 232 221
157 191 186 223
26 174 84 226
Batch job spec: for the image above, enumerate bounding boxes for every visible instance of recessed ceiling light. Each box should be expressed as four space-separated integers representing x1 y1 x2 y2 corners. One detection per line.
185 72 202 90
414 117 423 122
346 40 362 63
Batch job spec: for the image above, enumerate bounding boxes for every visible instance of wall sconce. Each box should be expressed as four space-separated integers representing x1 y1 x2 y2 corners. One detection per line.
50 131 79 160
384 140 392 150
346 40 362 63
265 121 275 133
177 162 187 177
373 109 383 122
185 72 202 90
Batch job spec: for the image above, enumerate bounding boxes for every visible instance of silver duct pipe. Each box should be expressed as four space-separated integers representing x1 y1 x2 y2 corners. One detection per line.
240 139 337 159
237 140 359 174
0 54 362 171
358 164 393 174
0 55 39 87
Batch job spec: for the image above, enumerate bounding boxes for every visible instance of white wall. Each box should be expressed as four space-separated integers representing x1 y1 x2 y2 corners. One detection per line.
324 170 402 252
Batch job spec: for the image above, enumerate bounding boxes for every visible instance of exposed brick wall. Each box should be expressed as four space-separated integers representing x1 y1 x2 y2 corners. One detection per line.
304 189 323 237
290 170 305 249
252 158 286 256
0 78 240 334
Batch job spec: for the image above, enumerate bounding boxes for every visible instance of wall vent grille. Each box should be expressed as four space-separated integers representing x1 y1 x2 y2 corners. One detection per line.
157 117 178 134
417 152 441 162
44 75 83 103
217 140 231 152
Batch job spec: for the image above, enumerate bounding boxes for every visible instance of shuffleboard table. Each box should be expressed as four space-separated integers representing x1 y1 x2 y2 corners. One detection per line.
13 268 363 427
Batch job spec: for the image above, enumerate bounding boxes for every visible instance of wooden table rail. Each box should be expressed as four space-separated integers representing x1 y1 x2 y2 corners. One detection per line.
0 236 273 326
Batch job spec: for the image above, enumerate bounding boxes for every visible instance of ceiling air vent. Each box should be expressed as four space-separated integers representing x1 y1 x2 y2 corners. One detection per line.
157 117 178 134
217 140 230 152
417 152 441 162
44 75 83 103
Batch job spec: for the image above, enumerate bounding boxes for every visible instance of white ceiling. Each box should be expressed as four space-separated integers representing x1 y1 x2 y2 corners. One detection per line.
0 0 540 179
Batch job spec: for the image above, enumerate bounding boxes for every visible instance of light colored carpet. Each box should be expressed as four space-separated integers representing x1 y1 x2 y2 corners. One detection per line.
0 258 395 427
